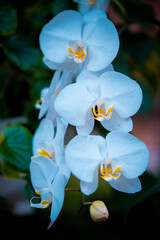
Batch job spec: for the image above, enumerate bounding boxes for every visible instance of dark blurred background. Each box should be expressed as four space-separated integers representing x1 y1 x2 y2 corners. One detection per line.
0 0 160 239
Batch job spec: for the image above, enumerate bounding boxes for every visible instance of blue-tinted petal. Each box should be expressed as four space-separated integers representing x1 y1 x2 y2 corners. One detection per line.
109 175 142 194
83 18 119 71
32 118 54 155
54 82 94 126
106 131 150 179
50 171 65 222
40 10 82 63
65 135 107 182
30 156 58 190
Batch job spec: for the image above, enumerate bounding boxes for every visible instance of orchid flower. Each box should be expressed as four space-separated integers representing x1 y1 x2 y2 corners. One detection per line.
30 155 67 223
65 131 149 195
37 68 77 125
32 117 70 183
54 70 142 134
35 87 49 110
38 61 114 125
39 9 119 72
74 0 110 15
30 117 70 223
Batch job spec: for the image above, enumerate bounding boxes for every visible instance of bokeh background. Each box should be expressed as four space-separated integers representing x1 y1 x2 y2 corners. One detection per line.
0 0 160 239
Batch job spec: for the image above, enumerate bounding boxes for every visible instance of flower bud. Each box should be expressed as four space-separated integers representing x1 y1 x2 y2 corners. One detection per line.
89 200 109 222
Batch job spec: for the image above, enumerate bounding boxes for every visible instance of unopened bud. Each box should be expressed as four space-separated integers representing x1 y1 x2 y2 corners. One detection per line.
89 200 109 222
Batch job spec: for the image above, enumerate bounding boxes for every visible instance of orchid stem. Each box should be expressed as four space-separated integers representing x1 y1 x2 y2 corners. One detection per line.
65 187 81 192
81 193 85 203
83 202 92 206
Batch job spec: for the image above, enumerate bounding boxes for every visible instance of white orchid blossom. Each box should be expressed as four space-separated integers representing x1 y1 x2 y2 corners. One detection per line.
32 117 69 182
30 117 70 223
65 131 149 195
35 87 49 110
39 9 119 72
30 155 67 223
54 70 142 134
37 68 77 125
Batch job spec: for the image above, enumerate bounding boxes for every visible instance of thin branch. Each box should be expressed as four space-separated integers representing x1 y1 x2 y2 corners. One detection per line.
65 187 81 192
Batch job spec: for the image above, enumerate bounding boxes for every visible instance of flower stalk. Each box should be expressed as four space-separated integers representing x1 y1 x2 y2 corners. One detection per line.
65 188 81 192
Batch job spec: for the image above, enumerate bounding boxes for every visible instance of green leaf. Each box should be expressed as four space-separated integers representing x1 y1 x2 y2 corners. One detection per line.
111 0 127 17
0 125 32 172
3 34 41 70
0 1 17 36
0 162 21 179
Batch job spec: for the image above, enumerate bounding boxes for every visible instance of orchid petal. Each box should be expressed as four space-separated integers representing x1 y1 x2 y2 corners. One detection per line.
76 65 114 99
80 168 99 195
100 71 143 118
53 117 68 164
32 118 54 155
53 117 70 183
50 171 65 222
109 175 142 194
83 9 107 24
65 135 107 182
38 70 61 119
43 56 58 70
76 70 101 99
54 82 94 126
40 10 82 63
76 108 95 135
101 110 133 132
106 131 150 179
30 156 58 190
83 18 119 71
46 69 75 124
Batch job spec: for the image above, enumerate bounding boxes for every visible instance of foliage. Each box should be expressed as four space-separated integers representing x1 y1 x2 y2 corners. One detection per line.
0 125 32 172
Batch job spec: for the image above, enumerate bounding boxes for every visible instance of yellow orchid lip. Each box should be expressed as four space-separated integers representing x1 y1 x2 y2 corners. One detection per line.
88 0 97 3
35 97 44 109
41 200 51 208
100 160 121 181
92 103 113 122
30 189 52 209
67 41 87 63
37 148 55 160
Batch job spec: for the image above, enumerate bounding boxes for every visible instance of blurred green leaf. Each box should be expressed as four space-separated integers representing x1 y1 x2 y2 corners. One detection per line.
3 34 41 70
111 0 127 17
0 125 32 172
0 1 17 36
0 162 20 179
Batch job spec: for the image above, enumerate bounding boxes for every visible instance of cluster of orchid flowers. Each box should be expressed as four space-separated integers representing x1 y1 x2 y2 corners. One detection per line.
30 0 150 226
